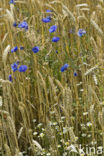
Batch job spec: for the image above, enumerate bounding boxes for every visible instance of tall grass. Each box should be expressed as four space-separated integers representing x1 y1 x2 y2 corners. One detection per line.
0 0 104 155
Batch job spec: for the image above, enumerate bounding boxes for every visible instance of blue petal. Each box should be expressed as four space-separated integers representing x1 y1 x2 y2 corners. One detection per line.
42 17 51 23
46 10 52 13
11 46 18 53
8 75 12 82
11 63 18 72
60 64 69 72
52 37 60 42
49 25 57 33
19 65 27 72
77 29 86 37
13 22 17 27
32 46 40 53
9 0 15 4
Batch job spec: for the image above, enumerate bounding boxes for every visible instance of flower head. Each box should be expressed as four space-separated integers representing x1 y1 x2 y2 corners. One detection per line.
46 10 52 13
32 46 39 53
18 21 28 30
61 64 69 72
19 65 27 72
49 25 57 33
11 46 18 53
77 29 86 37
42 16 51 23
8 75 12 82
11 63 18 72
52 37 60 42
74 72 78 76
56 50 58 54
9 0 15 4
13 22 17 27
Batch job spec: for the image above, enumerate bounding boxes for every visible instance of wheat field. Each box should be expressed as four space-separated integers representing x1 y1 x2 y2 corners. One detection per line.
0 0 104 155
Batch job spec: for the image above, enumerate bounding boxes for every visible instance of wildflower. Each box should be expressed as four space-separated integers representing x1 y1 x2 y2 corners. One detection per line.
42 16 51 23
20 46 24 50
50 111 55 114
57 145 61 148
49 25 57 33
86 122 92 127
13 22 17 27
52 37 60 42
83 112 88 116
8 75 12 82
46 153 51 156
33 132 38 136
19 65 27 72
63 152 67 156
32 119 36 123
74 72 78 76
18 21 28 30
61 63 69 72
46 10 52 13
56 50 58 53
42 128 45 132
11 46 18 53
63 127 70 134
32 46 39 53
9 0 15 4
39 133 44 138
61 116 65 120
37 123 43 128
87 134 91 138
77 29 86 37
53 122 57 126
82 133 87 137
65 142 69 146
11 63 18 72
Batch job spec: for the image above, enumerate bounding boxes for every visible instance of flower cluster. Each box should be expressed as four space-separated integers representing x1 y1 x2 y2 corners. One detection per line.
61 64 69 72
77 29 86 37
42 16 51 23
18 21 28 30
11 46 18 53
9 8 86 82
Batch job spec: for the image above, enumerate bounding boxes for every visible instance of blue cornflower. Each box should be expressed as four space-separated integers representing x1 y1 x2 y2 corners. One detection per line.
20 46 24 50
77 29 86 37
56 50 58 53
46 10 52 13
61 64 69 72
11 63 18 72
52 37 60 42
8 75 12 82
18 21 28 30
9 0 15 4
13 22 17 27
32 46 39 53
74 72 78 76
49 25 57 33
42 16 51 23
19 65 27 72
11 46 18 53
